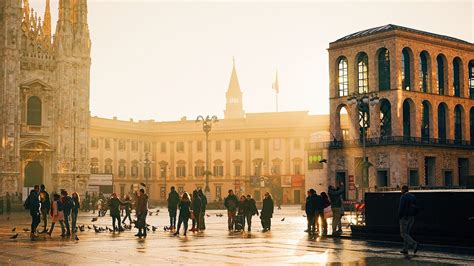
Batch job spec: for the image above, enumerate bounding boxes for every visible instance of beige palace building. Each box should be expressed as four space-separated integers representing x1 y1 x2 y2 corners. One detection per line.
90 62 337 204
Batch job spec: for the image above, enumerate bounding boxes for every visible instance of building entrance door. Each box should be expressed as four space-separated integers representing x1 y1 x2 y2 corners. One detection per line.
293 190 301 204
23 161 43 200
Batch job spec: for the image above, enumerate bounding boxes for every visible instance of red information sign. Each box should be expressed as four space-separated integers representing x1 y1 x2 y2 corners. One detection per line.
349 175 355 183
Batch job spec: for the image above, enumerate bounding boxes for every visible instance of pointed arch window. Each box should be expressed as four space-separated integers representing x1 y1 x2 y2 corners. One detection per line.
378 48 390 91
436 55 446 95
421 101 430 140
401 48 411 90
454 105 463 141
437 104 447 141
357 53 369 93
27 96 42 126
453 58 461 97
419 52 429 93
380 100 391 137
337 57 348 97
469 61 474 99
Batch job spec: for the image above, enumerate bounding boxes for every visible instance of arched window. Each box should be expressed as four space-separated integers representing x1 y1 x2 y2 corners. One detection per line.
27 96 42 126
131 160 139 177
470 108 474 144
421 101 430 140
469 61 474 99
436 55 446 95
378 48 390 91
380 100 391 137
419 52 429 93
403 100 411 137
454 105 463 141
90 158 99 174
437 104 447 140
118 159 126 177
104 159 113 174
357 53 369 93
337 57 348 97
453 57 462 97
401 48 411 90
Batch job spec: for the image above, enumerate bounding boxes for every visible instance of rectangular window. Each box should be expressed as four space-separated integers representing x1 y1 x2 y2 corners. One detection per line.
160 142 166 153
118 165 126 177
131 165 138 177
176 142 184 152
120 185 125 198
118 140 126 151
235 140 241 151
215 140 222 152
194 165 204 177
131 141 138 152
105 165 112 174
294 163 301 175
213 165 224 177
91 138 98 149
144 142 151 152
176 165 186 177
273 139 281 150
216 186 222 200
235 165 241 177
178 186 184 194
254 139 261 150
197 141 203 152
104 139 111 150
272 165 281 175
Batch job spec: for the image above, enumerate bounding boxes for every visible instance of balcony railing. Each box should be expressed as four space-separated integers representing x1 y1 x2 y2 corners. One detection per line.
306 136 473 150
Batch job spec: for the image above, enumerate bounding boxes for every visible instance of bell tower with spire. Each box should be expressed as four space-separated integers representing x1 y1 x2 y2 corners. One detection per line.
224 58 245 119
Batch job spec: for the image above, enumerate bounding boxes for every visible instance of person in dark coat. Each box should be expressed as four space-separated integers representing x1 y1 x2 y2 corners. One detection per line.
135 189 149 238
224 189 239 231
320 192 331 236
167 186 180 230
60 190 74 237
27 185 41 240
121 195 133 225
328 182 345 236
243 195 258 232
190 190 202 232
399 185 419 255
39 184 50 233
236 195 247 231
109 193 124 232
198 189 207 230
260 192 274 232
305 189 317 234
314 191 324 234
173 192 191 236
71 192 81 234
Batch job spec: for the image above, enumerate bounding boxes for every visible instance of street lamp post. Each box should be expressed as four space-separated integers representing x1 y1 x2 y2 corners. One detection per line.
347 92 379 190
196 115 218 193
140 152 154 196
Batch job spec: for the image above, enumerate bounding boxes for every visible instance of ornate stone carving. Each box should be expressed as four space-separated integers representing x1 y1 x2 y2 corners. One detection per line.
407 152 418 168
442 152 452 169
375 152 389 168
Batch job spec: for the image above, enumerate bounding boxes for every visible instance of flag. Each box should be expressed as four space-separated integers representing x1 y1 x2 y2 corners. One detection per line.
272 71 279 93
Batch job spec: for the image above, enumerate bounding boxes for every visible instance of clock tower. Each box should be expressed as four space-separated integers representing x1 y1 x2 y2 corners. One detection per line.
224 58 245 119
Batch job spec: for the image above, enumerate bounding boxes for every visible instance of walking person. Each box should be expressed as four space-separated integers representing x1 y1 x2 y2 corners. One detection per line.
167 186 180 230
6 192 11 215
244 195 258 232
26 185 41 240
121 195 133 226
71 192 81 234
328 182 345 236
173 192 191 236
305 189 317 235
198 189 207 231
47 194 65 237
109 193 124 232
60 190 74 237
224 189 238 231
39 185 51 234
190 190 202 232
399 185 419 255
260 192 274 232
320 192 331 236
135 189 149 238
314 190 324 235
236 195 247 232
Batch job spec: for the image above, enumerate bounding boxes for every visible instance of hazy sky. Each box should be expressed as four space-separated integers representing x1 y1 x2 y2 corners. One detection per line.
30 0 473 121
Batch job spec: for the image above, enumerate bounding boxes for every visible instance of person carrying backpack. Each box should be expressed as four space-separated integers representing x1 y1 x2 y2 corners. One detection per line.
25 185 41 240
398 185 419 255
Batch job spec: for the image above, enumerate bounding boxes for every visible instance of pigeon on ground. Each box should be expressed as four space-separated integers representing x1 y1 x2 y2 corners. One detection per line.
91 217 98 222
74 235 79 241
163 226 169 232
87 225 92 230
10 234 18 239
281 218 285 221
206 214 210 217
23 228 30 232
11 228 16 232
152 226 157 232
156 209 160 213
149 212 153 216
6 217 10 221
108 228 113 233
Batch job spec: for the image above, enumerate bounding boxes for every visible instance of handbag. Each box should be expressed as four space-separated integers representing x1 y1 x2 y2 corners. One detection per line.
323 206 333 219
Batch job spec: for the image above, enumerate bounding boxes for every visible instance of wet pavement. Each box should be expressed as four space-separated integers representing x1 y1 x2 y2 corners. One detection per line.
0 206 473 265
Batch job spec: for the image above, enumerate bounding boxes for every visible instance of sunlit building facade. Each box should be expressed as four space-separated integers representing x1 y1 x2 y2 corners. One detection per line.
324 25 474 200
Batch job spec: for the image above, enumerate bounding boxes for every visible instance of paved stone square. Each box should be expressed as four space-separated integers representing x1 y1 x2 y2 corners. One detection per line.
0 206 473 265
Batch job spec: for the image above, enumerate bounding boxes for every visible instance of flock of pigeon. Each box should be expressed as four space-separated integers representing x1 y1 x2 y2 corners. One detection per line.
6 209 245 240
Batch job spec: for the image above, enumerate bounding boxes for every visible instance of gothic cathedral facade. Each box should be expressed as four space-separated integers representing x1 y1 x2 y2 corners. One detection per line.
0 0 91 196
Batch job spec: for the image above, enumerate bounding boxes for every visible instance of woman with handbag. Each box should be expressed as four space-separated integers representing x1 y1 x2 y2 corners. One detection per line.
321 192 331 236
